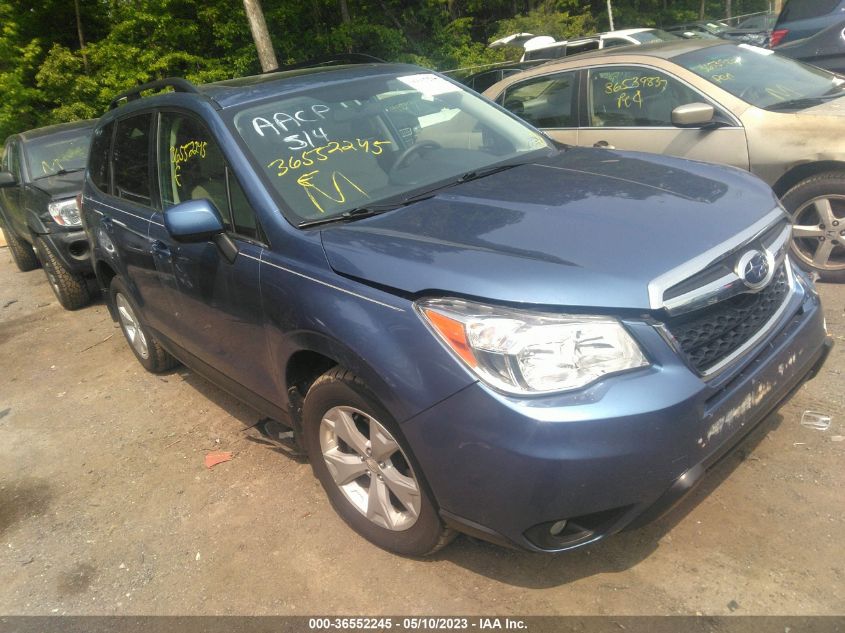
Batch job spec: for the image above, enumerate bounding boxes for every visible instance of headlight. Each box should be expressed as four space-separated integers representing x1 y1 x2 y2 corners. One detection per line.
416 298 649 395
47 198 81 226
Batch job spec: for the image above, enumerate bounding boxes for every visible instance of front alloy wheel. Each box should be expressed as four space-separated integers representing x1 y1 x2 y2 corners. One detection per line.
319 405 421 531
791 195 845 275
302 367 454 556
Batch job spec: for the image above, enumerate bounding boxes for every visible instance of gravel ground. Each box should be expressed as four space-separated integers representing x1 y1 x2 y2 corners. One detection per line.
0 252 843 616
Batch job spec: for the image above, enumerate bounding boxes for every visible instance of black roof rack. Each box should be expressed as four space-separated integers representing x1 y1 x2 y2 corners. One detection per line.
265 53 387 74
109 77 200 110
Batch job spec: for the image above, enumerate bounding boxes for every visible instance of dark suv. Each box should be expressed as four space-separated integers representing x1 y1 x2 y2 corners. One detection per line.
771 0 845 46
1 120 96 309
82 67 831 556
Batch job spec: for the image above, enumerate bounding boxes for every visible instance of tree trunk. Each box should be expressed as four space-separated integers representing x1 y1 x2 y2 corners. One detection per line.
340 0 351 24
242 0 279 72
726 0 732 19
700 0 706 19
74 0 89 74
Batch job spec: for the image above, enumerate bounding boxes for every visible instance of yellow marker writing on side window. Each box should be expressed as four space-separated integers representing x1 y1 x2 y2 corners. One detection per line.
170 140 208 187
296 170 368 214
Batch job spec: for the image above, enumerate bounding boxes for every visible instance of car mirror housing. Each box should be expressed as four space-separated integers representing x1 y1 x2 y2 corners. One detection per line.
0 171 17 187
163 198 225 242
671 102 716 128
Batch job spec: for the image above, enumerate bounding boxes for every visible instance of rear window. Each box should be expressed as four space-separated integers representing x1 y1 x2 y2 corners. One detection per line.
779 0 841 22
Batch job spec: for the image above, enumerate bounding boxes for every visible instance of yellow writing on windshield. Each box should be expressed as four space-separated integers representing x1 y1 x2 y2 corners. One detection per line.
268 138 392 178
170 140 208 187
695 57 741 74
604 76 667 94
41 159 64 175
615 90 643 109
711 72 735 84
297 170 369 214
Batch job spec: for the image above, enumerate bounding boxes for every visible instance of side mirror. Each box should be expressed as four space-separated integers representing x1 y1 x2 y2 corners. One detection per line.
0 171 16 187
164 198 225 242
671 102 716 128
163 198 239 264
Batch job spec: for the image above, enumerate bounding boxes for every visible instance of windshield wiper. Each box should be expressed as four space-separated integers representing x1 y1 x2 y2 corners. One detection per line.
298 204 399 228
766 93 844 111
297 158 532 228
32 167 85 181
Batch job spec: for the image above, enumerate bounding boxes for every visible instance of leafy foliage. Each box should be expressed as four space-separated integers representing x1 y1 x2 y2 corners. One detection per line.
0 0 770 141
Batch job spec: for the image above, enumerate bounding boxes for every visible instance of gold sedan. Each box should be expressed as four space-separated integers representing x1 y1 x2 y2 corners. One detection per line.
484 39 845 281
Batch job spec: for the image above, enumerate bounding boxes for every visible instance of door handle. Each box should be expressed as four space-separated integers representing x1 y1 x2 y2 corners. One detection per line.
593 140 615 149
101 217 114 233
151 240 171 258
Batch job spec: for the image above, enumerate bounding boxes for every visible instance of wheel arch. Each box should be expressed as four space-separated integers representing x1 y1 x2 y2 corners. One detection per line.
95 259 119 320
772 161 845 199
280 332 408 432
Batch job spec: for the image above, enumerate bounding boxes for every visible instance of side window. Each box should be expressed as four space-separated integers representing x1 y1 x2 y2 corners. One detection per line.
602 38 630 49
89 122 113 193
502 72 577 128
587 66 703 127
113 114 153 206
4 143 22 180
157 112 260 240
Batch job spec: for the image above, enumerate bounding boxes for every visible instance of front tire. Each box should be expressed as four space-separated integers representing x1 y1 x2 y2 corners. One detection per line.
302 367 454 556
34 237 91 310
781 172 845 282
109 277 178 373
2 226 40 272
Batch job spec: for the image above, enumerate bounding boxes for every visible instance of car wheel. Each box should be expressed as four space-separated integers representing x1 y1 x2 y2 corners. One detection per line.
109 277 178 373
781 172 845 282
302 367 455 556
33 237 91 310
2 226 40 272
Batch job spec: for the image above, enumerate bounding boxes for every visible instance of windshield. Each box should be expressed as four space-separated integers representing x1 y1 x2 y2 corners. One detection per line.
231 71 552 224
25 128 92 179
675 44 845 109
630 29 681 43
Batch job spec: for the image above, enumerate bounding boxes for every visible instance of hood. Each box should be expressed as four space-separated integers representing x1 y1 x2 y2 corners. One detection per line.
320 148 782 310
29 170 84 200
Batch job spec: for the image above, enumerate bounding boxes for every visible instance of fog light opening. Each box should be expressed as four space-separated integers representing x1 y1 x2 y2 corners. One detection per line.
549 520 568 536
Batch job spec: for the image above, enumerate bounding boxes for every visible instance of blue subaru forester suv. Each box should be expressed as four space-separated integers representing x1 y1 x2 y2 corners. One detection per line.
81 63 832 556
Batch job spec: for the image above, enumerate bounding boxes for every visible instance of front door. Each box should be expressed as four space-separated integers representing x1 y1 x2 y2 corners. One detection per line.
577 65 750 170
153 111 275 403
498 70 580 146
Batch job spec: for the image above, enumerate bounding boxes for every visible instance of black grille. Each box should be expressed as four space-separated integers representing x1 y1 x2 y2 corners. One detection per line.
663 265 791 374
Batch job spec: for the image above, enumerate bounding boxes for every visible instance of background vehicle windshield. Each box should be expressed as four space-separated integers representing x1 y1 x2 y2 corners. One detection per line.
675 44 845 108
25 129 92 179
231 72 551 224
630 29 680 43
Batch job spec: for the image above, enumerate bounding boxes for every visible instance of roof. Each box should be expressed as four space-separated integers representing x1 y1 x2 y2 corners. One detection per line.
17 119 97 142
196 62 422 110
536 38 728 63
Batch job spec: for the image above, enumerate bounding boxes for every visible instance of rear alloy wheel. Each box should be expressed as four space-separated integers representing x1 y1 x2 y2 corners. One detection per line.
109 277 178 373
782 173 845 282
302 367 454 556
2 226 40 272
34 237 91 310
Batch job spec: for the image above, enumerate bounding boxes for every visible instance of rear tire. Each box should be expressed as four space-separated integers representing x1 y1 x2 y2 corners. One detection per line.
34 236 91 310
302 367 455 556
781 172 845 283
2 226 40 272
109 277 178 373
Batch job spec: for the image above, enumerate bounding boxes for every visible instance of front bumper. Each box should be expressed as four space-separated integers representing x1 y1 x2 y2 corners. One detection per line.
401 269 830 552
37 227 93 274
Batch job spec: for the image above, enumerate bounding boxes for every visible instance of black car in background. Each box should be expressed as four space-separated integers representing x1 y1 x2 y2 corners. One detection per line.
0 120 96 309
776 19 845 75
771 0 845 47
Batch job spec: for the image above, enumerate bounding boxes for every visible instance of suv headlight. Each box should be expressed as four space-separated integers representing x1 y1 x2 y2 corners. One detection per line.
48 198 81 226
417 298 649 395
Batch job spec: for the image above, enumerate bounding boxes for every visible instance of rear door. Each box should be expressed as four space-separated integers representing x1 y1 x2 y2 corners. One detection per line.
577 64 750 170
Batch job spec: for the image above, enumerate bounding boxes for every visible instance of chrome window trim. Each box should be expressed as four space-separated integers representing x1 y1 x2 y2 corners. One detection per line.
647 207 787 310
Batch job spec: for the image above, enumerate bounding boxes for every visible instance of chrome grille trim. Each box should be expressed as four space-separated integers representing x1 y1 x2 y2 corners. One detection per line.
647 207 788 312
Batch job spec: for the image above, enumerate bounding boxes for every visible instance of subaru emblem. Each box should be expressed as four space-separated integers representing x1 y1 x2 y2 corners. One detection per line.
736 250 772 290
